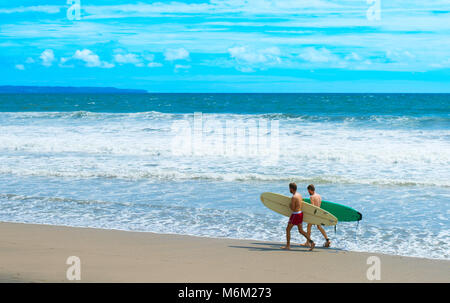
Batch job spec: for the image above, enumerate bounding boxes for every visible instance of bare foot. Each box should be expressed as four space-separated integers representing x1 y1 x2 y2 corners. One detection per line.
300 242 310 247
324 239 331 248
281 245 291 250
308 241 315 251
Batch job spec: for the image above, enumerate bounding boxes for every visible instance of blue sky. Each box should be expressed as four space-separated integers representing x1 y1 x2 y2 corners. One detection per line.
1 0 449 92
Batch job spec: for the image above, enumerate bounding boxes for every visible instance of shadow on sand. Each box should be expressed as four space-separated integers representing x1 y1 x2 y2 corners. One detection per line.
229 242 344 253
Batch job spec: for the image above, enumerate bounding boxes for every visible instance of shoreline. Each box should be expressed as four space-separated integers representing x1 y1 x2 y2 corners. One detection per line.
0 221 449 283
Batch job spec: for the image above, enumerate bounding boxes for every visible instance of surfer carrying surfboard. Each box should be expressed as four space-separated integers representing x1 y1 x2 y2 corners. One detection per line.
281 183 315 251
301 184 331 248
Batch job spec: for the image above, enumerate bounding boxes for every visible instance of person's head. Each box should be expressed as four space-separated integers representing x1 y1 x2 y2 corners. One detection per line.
307 184 315 195
289 182 297 194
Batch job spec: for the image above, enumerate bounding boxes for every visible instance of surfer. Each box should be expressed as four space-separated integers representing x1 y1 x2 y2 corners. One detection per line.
281 182 315 251
301 184 331 248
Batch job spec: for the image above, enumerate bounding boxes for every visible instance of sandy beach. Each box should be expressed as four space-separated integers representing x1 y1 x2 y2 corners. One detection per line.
0 222 448 283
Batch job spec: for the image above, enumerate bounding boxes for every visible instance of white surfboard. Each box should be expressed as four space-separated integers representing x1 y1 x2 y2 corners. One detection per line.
260 192 338 226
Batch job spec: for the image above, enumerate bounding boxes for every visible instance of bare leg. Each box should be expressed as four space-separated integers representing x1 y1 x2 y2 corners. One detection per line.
281 224 294 250
301 224 313 247
317 225 331 247
297 224 315 251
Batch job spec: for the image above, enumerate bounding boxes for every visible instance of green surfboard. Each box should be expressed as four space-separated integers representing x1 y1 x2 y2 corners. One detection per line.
303 198 362 222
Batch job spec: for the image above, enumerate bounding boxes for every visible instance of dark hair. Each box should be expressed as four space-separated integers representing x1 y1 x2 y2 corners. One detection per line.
307 184 315 192
289 182 297 191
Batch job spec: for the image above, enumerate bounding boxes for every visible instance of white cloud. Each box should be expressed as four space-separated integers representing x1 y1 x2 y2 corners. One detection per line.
228 46 282 72
0 6 61 14
73 49 114 68
59 57 74 68
114 51 163 67
145 54 163 67
297 48 376 69
298 47 338 63
164 48 190 61
430 58 450 69
344 52 362 61
144 54 155 62
37 49 162 69
114 53 144 66
25 57 35 64
15 64 25 70
386 50 416 61
73 49 100 67
174 64 191 72
175 64 191 69
81 1 342 19
148 62 163 67
229 46 281 63
40 49 55 67
102 62 115 68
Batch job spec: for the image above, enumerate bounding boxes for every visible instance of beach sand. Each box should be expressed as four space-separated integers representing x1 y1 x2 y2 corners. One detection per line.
0 222 448 283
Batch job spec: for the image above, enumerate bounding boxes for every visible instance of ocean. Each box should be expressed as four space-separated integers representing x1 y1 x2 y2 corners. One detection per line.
0 93 449 260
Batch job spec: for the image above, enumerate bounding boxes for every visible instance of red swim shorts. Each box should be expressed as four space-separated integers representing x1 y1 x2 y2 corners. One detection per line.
288 212 303 225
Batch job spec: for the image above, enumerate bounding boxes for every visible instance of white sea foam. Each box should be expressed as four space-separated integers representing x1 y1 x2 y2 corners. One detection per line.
0 112 449 187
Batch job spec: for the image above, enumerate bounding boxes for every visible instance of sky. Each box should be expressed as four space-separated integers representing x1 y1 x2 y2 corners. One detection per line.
0 0 449 92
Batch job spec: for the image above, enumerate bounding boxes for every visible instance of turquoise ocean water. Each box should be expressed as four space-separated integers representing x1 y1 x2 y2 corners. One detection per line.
0 93 449 259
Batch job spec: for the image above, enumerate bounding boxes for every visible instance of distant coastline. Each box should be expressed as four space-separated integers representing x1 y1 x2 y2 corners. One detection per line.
0 86 148 94
1 87 448 94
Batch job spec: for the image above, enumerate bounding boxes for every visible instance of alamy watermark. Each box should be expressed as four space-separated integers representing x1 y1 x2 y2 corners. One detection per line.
67 0 81 20
170 112 280 166
66 256 81 281
366 0 381 21
366 256 381 281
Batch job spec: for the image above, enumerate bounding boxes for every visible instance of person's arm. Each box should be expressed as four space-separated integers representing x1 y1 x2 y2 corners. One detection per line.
290 197 294 211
